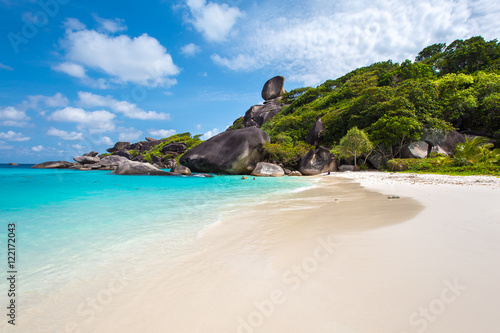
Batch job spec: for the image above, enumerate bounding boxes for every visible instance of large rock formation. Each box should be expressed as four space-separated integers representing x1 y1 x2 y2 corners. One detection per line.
306 117 324 146
420 129 466 155
107 141 131 153
74 155 100 164
242 99 282 128
161 142 187 155
262 76 286 101
180 127 270 174
32 161 74 169
299 147 337 175
251 162 284 177
99 155 129 167
401 141 429 159
112 160 176 176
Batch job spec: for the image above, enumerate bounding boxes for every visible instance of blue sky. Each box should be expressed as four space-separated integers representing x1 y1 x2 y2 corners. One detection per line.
1 0 499 163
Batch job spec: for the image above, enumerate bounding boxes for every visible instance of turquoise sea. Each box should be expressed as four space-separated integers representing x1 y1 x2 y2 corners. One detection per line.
0 164 313 324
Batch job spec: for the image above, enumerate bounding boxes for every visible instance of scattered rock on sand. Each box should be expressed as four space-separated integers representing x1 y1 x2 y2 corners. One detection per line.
32 161 73 169
171 165 192 175
299 147 337 175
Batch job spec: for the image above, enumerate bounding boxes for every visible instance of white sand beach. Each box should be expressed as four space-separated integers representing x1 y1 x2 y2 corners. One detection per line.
72 172 498 333
12 172 500 333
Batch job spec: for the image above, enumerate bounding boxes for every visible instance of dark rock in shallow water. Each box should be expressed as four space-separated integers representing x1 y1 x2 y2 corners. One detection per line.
299 147 337 175
8 163 19 166
99 155 129 167
171 165 191 175
251 162 284 177
112 160 176 176
180 127 270 175
32 161 73 169
262 76 286 101
306 118 324 146
74 155 100 164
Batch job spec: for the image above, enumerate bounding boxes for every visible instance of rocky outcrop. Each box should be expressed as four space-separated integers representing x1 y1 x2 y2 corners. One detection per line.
401 141 429 159
180 127 270 174
420 129 466 155
107 141 131 153
262 76 286 101
171 165 191 175
306 118 323 146
288 171 302 176
99 155 129 167
145 137 157 142
74 155 100 164
164 159 177 169
161 142 187 155
32 161 74 169
242 99 282 128
114 150 132 159
8 163 18 166
299 147 337 175
83 151 99 157
251 162 284 177
112 160 176 176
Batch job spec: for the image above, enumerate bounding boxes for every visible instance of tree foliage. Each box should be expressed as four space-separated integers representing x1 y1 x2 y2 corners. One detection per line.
334 127 373 167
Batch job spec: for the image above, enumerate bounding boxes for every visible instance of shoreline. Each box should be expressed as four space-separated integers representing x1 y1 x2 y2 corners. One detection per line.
5 172 500 332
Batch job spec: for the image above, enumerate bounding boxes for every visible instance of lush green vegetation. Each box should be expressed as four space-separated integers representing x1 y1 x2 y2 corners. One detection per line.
114 132 203 164
332 127 373 167
261 36 500 160
258 36 500 174
387 136 500 176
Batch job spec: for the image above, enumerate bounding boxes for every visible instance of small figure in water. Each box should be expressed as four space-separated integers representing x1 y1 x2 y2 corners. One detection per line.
253 177 256 180
327 171 331 175
241 176 246 180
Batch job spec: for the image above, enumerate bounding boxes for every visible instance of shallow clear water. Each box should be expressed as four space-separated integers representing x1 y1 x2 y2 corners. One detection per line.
0 164 313 298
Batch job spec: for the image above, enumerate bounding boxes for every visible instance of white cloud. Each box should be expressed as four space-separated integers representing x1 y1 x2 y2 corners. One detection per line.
77 92 170 120
0 141 13 150
71 144 87 151
148 129 176 138
32 145 44 152
47 127 84 141
0 62 13 71
57 28 180 87
185 0 244 42
93 15 127 33
0 131 30 142
23 93 69 110
118 127 143 141
195 124 202 130
201 128 219 140
48 107 116 133
0 106 30 127
53 62 87 79
211 0 500 86
63 18 86 32
97 136 114 146
180 43 201 57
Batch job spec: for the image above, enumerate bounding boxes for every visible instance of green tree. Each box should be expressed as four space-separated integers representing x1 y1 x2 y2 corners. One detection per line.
369 115 422 157
335 127 374 167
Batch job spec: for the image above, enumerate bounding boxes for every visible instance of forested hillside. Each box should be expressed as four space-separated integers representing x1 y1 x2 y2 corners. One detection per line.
258 36 500 166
